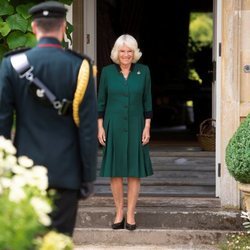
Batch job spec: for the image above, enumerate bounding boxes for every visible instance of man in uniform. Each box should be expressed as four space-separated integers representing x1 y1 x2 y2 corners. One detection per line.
0 1 98 236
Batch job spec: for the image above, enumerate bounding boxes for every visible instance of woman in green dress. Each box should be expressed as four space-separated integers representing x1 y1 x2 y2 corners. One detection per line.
97 34 153 230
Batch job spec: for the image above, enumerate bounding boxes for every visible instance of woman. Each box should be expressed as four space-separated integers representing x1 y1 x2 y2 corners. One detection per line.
97 34 153 230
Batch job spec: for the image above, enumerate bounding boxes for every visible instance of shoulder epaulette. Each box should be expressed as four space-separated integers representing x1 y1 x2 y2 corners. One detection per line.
65 49 94 64
4 47 31 58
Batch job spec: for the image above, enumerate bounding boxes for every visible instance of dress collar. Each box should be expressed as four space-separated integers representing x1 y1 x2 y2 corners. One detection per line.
115 63 135 73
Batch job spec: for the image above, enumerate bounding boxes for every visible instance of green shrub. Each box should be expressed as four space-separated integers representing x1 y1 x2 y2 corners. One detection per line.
226 114 250 183
0 0 73 60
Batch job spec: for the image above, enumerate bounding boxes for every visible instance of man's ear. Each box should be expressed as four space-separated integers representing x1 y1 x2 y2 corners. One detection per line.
31 21 37 34
62 20 66 33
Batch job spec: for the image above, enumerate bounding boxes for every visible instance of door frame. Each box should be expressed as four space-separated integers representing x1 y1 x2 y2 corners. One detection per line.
80 0 227 201
213 0 222 197
71 0 96 63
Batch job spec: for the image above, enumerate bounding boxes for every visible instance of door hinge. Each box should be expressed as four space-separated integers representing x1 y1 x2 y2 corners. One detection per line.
218 163 221 177
219 42 221 57
212 60 216 82
86 34 90 44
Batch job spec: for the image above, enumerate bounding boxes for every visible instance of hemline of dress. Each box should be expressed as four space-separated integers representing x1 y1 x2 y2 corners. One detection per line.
99 173 153 178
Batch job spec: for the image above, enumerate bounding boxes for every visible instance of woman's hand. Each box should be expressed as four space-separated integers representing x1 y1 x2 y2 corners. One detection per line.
98 126 106 146
142 126 150 145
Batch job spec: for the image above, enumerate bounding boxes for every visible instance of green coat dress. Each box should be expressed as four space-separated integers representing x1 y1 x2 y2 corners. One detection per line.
98 63 153 177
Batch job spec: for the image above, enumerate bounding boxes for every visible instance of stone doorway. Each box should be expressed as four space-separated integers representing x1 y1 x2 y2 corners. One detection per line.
96 0 214 145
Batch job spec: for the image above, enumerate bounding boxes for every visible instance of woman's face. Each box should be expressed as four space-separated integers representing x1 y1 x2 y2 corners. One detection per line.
118 45 134 66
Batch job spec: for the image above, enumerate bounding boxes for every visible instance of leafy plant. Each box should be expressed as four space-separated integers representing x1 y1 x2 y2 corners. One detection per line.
219 232 250 250
241 211 250 231
36 231 74 250
0 135 73 250
188 13 213 83
189 12 213 48
0 0 73 60
219 211 250 249
225 114 250 183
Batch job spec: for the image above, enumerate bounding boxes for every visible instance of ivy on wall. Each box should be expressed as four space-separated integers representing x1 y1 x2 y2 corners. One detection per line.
0 0 73 60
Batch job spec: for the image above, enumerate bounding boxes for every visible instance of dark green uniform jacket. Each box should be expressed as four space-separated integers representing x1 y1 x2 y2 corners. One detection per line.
0 37 98 190
98 63 153 177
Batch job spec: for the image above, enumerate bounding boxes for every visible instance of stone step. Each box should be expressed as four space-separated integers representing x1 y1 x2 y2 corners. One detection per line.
95 171 215 186
76 201 242 231
72 228 236 248
74 245 219 250
75 148 231 248
96 146 216 197
97 164 215 171
98 148 215 157
95 178 215 186
80 196 221 208
75 196 241 248
97 156 215 165
74 244 220 250
97 165 214 172
94 185 215 197
75 207 242 231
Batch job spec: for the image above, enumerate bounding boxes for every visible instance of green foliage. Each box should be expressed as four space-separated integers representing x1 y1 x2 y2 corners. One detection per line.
0 192 46 249
189 12 213 48
226 114 250 183
188 12 213 83
0 0 73 60
0 136 74 250
0 1 14 16
0 1 35 59
219 232 250 250
219 211 250 249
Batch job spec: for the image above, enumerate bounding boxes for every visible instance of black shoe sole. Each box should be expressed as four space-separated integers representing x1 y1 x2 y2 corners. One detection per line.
125 222 136 230
112 218 125 229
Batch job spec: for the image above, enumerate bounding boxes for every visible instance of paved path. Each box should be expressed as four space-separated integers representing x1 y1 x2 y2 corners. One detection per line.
74 244 219 250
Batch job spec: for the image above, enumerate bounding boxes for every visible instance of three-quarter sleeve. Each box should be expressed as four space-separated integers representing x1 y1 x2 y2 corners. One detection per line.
143 65 153 119
97 68 107 118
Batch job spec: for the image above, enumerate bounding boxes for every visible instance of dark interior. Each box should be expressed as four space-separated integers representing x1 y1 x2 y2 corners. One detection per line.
97 0 213 145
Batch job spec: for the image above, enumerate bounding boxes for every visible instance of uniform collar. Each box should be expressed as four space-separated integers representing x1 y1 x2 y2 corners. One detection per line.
37 37 63 48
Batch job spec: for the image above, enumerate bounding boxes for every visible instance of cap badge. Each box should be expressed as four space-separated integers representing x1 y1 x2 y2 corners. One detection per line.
137 71 141 75
43 10 49 16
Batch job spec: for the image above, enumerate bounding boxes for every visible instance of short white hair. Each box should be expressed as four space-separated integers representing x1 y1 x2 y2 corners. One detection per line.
110 34 142 64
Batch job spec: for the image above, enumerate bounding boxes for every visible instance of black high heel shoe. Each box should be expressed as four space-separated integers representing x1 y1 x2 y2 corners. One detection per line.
125 221 136 231
112 218 125 229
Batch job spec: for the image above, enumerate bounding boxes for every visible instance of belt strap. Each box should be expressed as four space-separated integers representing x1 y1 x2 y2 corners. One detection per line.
10 53 71 115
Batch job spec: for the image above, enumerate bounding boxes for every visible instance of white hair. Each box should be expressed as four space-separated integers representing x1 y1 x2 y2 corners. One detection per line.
110 34 142 64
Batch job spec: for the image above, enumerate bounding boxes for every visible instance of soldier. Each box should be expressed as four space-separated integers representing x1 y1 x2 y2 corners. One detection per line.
0 1 98 236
